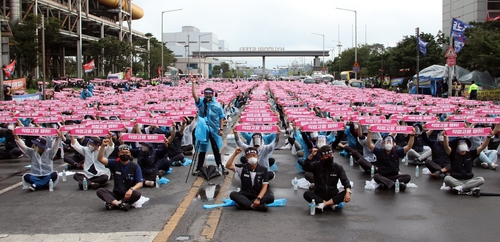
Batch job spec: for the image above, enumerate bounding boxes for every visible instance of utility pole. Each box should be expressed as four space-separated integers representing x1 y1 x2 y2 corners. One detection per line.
416 27 420 94
42 15 46 100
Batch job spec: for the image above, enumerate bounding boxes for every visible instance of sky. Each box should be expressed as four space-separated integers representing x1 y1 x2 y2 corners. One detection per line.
131 0 443 68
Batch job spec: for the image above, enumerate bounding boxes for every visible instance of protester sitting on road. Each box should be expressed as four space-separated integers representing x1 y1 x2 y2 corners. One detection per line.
70 136 113 190
133 140 169 187
355 123 383 174
96 140 143 211
405 124 431 165
0 123 23 159
366 127 415 191
180 116 197 156
15 132 62 191
302 145 351 212
341 122 363 160
64 136 89 169
234 130 280 180
421 129 450 179
80 86 92 100
468 123 499 170
442 130 494 196
225 147 274 212
165 124 185 166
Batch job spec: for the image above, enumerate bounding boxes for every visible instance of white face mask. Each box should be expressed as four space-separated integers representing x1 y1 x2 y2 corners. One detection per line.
87 145 95 152
247 157 258 165
316 136 327 147
437 135 444 142
7 124 14 130
384 143 393 151
458 144 468 152
252 137 262 146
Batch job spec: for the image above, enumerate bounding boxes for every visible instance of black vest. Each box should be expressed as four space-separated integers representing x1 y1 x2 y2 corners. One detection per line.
240 164 267 195
376 149 400 176
450 152 474 179
137 149 160 175
113 161 139 196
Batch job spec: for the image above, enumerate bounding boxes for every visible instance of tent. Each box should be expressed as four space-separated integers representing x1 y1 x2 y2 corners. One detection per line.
412 65 471 95
458 70 498 89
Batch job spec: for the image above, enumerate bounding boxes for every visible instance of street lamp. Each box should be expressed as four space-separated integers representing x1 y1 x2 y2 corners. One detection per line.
311 33 325 70
336 7 357 80
198 33 211 78
161 8 182 83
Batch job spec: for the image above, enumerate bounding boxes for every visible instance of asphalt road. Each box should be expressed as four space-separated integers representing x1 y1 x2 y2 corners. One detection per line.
1 130 500 242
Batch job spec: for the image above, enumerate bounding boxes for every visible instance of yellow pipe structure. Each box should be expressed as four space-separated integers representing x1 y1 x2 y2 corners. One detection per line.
97 0 144 20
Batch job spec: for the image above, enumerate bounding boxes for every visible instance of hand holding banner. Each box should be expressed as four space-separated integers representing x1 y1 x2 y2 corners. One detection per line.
444 128 492 137
234 124 279 133
370 125 414 134
120 133 166 143
14 127 59 136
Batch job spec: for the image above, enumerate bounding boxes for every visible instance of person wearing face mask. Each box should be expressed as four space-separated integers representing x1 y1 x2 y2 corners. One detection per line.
468 123 499 170
70 136 114 190
14 132 62 191
234 130 280 180
97 141 143 211
192 81 226 176
443 129 496 196
302 145 351 212
341 122 364 160
225 147 274 212
405 124 432 166
421 129 451 179
366 128 415 191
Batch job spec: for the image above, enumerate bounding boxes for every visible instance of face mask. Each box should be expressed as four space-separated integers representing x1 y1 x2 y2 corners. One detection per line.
7 124 14 130
204 96 212 102
415 127 421 135
253 137 262 146
316 136 327 147
322 156 334 166
458 144 468 152
309 132 318 139
437 135 444 142
87 145 95 152
247 157 258 165
119 155 131 161
384 143 393 151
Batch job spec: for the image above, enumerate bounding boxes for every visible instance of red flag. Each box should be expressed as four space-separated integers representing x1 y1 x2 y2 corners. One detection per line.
3 60 15 79
83 60 95 73
125 68 132 81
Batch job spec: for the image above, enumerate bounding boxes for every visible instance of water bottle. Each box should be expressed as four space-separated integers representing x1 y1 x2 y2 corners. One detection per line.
155 175 160 188
62 170 67 182
237 188 241 193
310 199 316 215
395 179 400 193
370 165 375 178
404 155 409 166
293 177 298 190
415 165 420 178
349 155 354 166
83 178 88 191
49 179 54 192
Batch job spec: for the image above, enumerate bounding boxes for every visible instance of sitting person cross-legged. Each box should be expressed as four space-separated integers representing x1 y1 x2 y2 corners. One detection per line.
225 147 275 212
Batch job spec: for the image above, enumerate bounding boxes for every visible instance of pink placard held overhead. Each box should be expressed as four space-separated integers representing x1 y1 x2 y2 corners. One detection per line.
466 117 500 124
234 124 279 133
424 122 466 130
97 111 123 117
240 116 278 124
120 133 166 143
85 123 125 131
403 115 436 122
479 109 500 115
14 127 59 136
69 128 110 137
444 128 492 137
73 110 98 116
136 117 173 126
60 125 86 132
241 113 275 117
359 119 398 125
166 111 197 117
14 112 42 118
301 122 345 132
449 115 476 122
295 119 333 127
33 116 63 123
0 117 18 123
370 125 414 134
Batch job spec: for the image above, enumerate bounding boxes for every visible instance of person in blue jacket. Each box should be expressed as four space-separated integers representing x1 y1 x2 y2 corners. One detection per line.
80 86 93 100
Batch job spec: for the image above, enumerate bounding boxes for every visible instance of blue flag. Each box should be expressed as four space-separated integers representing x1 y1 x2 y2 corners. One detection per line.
454 35 466 53
450 18 471 37
418 37 429 56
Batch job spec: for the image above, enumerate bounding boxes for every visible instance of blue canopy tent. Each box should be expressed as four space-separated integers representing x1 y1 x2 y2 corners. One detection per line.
390 78 405 86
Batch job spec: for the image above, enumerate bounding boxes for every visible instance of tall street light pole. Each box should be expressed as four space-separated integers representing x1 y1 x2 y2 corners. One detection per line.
336 7 357 80
311 33 325 72
198 33 211 78
161 9 182 83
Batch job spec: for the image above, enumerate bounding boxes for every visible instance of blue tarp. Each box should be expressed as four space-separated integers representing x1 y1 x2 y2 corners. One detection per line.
390 78 404 86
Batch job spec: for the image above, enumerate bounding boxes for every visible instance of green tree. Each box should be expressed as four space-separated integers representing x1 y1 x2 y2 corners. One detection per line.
458 21 500 75
136 33 176 79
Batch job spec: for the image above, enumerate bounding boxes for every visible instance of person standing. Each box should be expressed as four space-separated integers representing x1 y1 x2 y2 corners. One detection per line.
468 81 479 100
3 85 12 101
191 80 226 175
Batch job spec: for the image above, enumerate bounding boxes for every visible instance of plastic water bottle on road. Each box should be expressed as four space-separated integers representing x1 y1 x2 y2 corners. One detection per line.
62 170 67 182
49 179 54 192
371 165 375 178
310 199 316 215
415 165 420 178
83 178 88 190
349 155 354 166
293 177 298 190
155 175 160 188
395 179 400 193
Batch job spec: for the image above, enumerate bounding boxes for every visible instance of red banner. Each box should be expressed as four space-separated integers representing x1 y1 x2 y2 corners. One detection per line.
3 60 15 79
424 122 466 130
121 133 166 143
83 60 95 73
234 124 279 133
301 122 344 132
370 125 414 134
444 128 492 137
14 127 59 136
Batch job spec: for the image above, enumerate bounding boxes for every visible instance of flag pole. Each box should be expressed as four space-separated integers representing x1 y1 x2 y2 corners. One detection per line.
416 27 419 95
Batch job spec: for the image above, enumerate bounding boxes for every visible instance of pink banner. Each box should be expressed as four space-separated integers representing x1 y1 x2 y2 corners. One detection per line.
359 119 398 125
295 119 333 127
325 107 352 112
61 115 83 121
85 123 125 131
60 125 86 132
241 113 275 117
380 106 410 113
0 117 18 123
449 115 477 122
424 122 466 130
301 122 344 132
370 125 414 134
444 128 492 137
0 112 12 116
166 111 197 117
285 111 314 115
136 117 173 126
329 111 357 117
234 124 279 133
14 112 42 118
69 128 110 137
120 133 166 143
403 115 437 122
14 127 59 136
240 116 278 124
33 116 63 123
467 117 500 124
97 111 123 117
73 110 98 116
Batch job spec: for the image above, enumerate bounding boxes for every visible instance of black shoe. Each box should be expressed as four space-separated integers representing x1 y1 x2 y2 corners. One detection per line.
431 171 441 179
192 169 201 176
412 158 424 165
235 203 244 210
254 204 268 212
29 184 36 191
78 183 83 190
90 182 100 190
470 188 481 197
119 202 130 211
399 183 407 192
105 203 115 210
